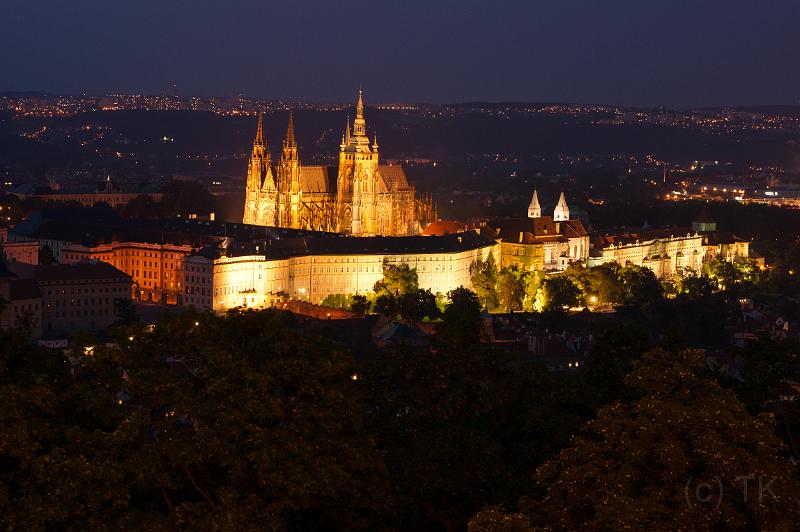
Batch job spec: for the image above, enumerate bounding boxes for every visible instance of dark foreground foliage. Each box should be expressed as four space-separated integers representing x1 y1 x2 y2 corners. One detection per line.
2 288 800 530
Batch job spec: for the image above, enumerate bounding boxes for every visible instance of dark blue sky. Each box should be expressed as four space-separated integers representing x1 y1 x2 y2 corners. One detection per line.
2 0 798 107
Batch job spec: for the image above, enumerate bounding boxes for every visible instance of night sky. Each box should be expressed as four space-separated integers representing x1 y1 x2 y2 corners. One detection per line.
2 0 798 107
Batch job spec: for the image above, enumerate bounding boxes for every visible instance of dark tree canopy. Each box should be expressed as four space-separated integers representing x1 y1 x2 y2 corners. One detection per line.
3 275 800 531
0 310 389 530
539 276 582 311
478 348 800 530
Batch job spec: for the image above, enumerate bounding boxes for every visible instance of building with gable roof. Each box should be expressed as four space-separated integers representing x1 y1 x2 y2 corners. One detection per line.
488 190 589 272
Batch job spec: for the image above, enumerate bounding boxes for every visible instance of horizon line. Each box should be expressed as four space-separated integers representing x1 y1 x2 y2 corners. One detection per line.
1 88 799 112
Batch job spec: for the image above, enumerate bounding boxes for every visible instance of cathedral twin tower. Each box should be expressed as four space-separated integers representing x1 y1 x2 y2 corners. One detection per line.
243 90 434 236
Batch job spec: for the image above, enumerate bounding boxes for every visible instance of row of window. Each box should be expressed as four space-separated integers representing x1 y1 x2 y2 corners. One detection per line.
185 287 210 296
45 286 125 295
293 255 456 264
11 302 39 312
307 263 457 274
46 297 114 307
184 296 212 306
51 308 111 318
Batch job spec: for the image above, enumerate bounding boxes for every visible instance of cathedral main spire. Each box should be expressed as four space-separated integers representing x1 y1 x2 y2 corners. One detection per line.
353 88 367 138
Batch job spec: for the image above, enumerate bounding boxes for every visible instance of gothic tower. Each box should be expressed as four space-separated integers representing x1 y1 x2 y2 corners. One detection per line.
277 111 302 228
336 89 379 235
243 112 276 225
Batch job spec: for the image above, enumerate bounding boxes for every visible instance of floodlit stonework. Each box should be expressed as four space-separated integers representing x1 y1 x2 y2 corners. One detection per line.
182 232 498 312
490 190 590 272
588 209 751 278
243 90 435 236
588 232 704 278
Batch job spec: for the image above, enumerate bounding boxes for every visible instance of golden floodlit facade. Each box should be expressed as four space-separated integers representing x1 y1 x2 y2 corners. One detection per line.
182 232 497 312
587 209 750 279
243 90 435 236
587 231 704 278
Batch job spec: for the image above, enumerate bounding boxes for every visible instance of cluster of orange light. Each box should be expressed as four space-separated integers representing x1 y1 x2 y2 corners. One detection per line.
700 186 746 194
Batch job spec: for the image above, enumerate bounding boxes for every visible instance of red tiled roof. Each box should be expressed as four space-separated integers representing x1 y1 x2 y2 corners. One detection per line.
488 216 587 243
562 219 588 238
592 227 698 247
421 220 473 236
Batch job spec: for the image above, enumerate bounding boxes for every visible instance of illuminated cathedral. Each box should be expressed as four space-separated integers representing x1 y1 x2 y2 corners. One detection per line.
243 90 435 236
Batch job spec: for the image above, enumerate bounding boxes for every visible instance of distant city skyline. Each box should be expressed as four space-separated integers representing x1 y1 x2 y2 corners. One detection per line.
4 88 800 111
1 1 799 108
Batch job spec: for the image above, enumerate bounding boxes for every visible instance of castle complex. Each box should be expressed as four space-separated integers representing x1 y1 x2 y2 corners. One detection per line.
243 90 435 235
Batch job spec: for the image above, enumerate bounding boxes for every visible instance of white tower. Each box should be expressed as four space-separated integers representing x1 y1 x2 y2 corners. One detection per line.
528 189 541 219
553 191 570 221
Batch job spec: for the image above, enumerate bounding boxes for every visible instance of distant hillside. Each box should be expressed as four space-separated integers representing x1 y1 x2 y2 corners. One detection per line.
1 107 799 178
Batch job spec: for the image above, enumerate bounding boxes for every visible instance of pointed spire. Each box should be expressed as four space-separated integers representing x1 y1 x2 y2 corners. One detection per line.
353 88 367 138
254 112 265 146
527 188 541 219
554 191 570 222
345 116 351 144
284 110 296 148
372 133 379 151
356 87 364 119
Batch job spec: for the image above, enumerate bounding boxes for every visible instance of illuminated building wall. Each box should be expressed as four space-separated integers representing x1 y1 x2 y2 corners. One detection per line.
2 240 39 265
499 241 546 271
208 255 290 311
62 241 192 304
588 233 704 278
186 239 498 312
702 239 749 263
490 190 590 273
